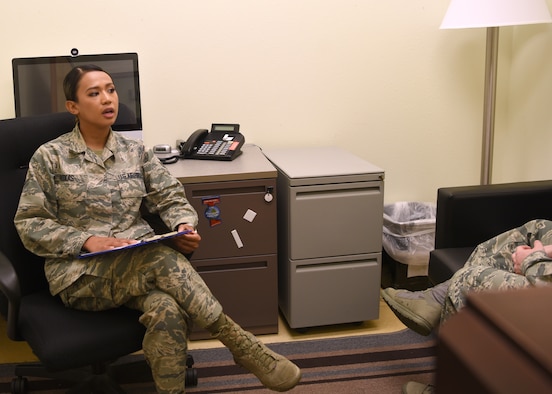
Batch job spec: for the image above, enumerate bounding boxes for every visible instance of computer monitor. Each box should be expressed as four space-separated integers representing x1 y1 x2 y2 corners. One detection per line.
12 52 142 139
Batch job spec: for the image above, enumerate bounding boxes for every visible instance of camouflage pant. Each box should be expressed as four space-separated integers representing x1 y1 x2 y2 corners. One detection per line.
442 219 552 322
58 243 223 394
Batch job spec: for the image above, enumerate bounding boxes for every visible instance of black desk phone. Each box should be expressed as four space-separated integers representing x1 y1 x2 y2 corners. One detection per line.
179 123 245 161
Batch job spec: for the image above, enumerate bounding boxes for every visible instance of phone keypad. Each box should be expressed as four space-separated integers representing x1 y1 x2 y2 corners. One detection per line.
198 140 232 156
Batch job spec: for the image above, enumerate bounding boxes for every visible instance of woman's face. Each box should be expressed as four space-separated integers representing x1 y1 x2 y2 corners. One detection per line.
66 70 119 130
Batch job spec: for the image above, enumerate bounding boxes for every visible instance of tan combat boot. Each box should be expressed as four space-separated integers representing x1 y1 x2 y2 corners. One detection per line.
381 287 442 336
402 381 435 394
210 314 301 391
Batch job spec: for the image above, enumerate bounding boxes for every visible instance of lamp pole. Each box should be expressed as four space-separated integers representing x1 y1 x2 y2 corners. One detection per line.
441 0 552 185
480 26 499 185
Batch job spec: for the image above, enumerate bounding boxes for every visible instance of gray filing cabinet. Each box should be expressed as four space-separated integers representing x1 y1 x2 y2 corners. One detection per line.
263 147 384 329
169 145 279 339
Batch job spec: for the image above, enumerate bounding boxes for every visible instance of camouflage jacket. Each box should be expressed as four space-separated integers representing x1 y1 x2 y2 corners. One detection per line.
520 251 552 286
14 125 197 294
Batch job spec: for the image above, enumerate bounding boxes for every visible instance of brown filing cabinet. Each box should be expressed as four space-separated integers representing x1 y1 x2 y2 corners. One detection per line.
169 145 279 339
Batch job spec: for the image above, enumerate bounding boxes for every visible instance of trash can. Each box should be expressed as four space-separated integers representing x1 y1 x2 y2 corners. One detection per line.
381 201 436 291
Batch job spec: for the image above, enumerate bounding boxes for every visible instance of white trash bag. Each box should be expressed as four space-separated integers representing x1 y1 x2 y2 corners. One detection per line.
382 201 436 267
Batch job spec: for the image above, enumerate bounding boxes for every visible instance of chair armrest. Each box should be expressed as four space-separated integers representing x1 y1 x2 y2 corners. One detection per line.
0 250 22 340
428 247 474 285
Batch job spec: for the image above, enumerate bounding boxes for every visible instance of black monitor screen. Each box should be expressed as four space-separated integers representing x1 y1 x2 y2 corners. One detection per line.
12 52 142 132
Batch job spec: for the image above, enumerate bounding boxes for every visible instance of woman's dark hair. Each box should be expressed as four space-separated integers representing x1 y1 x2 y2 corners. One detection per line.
63 65 109 102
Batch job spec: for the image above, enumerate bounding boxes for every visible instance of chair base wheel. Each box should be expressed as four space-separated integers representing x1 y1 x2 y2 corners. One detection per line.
11 376 29 394
185 354 198 387
185 368 198 387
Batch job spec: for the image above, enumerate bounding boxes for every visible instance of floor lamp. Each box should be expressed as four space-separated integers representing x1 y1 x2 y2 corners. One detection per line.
440 0 552 185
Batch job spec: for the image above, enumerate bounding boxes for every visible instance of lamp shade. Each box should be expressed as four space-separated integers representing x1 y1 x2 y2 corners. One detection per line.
441 0 552 29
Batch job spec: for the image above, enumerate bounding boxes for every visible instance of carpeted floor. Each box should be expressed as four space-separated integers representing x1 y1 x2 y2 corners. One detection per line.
0 328 435 393
0 298 436 393
184 328 436 393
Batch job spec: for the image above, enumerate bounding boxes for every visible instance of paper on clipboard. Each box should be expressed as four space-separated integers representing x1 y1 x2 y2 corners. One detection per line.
78 230 192 259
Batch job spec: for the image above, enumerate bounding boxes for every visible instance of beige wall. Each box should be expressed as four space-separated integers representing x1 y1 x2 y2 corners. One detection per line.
1 0 552 204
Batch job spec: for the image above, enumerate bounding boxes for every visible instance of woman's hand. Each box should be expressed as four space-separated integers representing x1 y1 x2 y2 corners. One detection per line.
83 235 139 253
171 223 201 254
512 240 545 274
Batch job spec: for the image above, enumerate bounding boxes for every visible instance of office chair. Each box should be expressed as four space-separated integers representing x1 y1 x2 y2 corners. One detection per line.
0 112 197 393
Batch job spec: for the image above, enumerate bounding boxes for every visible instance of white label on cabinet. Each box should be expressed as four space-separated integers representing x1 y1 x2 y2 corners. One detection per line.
231 229 244 248
243 209 257 223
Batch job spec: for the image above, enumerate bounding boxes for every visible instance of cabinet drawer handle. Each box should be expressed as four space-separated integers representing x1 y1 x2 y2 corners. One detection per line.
196 261 268 273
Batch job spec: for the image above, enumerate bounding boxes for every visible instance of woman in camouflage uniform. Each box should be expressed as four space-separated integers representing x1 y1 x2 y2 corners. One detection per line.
14 65 300 394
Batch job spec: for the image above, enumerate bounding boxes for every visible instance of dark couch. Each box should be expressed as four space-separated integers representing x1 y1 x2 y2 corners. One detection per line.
428 180 552 285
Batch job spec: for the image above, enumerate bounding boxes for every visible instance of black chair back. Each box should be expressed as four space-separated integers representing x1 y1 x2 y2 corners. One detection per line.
0 112 75 308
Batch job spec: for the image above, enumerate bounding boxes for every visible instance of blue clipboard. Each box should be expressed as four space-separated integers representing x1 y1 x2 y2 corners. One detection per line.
78 230 192 259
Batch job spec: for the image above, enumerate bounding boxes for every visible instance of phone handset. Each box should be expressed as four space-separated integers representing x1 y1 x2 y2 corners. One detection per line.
179 124 245 161
179 129 209 157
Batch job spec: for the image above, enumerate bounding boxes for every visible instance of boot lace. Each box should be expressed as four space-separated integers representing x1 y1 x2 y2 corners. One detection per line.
231 331 277 372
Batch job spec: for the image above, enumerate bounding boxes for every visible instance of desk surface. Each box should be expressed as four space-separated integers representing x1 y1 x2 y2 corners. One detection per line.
437 286 552 393
167 144 277 184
